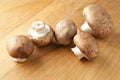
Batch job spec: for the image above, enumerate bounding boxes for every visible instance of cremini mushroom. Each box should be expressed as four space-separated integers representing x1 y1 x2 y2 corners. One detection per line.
81 4 113 38
54 19 77 45
71 32 99 60
7 35 34 63
28 21 54 47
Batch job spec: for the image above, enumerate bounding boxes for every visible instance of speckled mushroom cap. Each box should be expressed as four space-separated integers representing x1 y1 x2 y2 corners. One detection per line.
54 19 77 45
73 32 99 60
83 4 113 38
7 35 34 58
28 21 54 47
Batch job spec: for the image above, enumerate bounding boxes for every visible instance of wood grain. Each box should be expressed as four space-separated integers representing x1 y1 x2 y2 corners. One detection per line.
0 0 120 80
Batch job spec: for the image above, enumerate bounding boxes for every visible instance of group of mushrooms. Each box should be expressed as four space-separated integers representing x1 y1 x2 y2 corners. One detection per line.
7 4 113 63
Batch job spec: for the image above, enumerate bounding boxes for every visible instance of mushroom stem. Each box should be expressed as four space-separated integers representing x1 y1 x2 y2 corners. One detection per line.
12 58 27 63
81 21 92 33
71 46 85 59
28 25 50 38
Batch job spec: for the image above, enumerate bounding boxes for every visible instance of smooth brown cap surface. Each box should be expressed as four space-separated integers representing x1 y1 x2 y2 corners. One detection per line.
83 4 113 38
55 19 77 45
7 35 34 58
73 32 99 60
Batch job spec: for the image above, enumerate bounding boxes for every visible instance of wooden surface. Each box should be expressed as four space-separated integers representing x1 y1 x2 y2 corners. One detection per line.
0 0 120 80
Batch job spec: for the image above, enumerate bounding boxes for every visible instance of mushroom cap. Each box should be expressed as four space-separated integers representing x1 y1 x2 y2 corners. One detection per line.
55 19 77 45
7 35 34 58
28 21 54 47
73 32 99 60
83 4 113 38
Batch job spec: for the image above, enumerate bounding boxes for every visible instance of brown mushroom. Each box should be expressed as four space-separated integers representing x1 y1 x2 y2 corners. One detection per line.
71 32 99 60
81 4 113 38
54 19 77 45
7 35 34 63
28 21 54 47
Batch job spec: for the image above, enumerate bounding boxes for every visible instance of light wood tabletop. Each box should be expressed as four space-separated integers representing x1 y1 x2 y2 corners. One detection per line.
0 0 120 80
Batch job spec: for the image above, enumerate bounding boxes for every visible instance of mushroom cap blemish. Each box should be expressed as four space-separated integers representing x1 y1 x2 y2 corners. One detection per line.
7 35 34 58
83 4 113 38
73 32 99 60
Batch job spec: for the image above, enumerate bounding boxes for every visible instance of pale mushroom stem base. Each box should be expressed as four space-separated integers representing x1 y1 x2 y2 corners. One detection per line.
12 58 27 63
71 46 85 60
81 21 92 33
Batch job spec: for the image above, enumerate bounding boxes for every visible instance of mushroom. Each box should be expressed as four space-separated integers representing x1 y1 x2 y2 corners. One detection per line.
7 35 34 63
71 32 99 60
28 21 54 47
81 4 113 38
54 19 77 45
